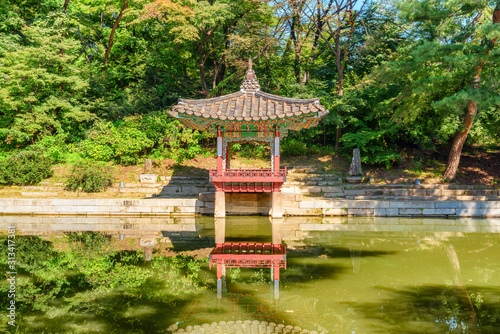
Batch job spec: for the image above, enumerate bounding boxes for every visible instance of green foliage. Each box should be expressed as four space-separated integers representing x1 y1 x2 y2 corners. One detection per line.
0 10 93 148
65 161 114 192
281 138 308 157
231 142 269 160
0 0 499 173
79 121 153 165
0 150 53 185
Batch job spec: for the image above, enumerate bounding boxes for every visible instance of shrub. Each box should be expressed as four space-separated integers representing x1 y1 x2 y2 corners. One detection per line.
281 138 308 157
0 150 53 185
31 133 70 163
66 161 114 192
79 121 154 165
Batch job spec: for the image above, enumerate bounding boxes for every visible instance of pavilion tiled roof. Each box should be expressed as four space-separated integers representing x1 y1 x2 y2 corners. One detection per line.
169 59 329 123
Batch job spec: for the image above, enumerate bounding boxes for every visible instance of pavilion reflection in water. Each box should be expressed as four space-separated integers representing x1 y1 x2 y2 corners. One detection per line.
209 218 286 300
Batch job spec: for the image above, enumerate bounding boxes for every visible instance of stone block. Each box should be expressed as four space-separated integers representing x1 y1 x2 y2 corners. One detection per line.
284 208 307 216
198 207 214 215
390 201 435 209
411 189 427 196
323 192 344 198
484 209 500 217
435 201 458 209
96 199 121 206
158 186 181 195
422 209 455 215
73 199 97 206
344 189 366 196
180 186 207 194
303 208 323 216
199 192 215 202
52 206 77 213
456 202 482 209
482 202 500 209
365 201 390 209
321 208 346 216
140 174 158 184
441 190 466 196
474 185 494 190
399 209 425 215
120 187 157 194
151 206 173 213
347 208 374 216
297 186 322 193
321 186 343 193
426 189 442 196
173 206 196 213
373 208 399 216
120 206 152 213
299 201 324 209
203 201 215 209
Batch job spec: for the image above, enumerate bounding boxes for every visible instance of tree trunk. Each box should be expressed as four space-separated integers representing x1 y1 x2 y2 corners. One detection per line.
291 14 302 83
334 32 343 149
442 101 477 180
103 0 128 72
442 3 500 179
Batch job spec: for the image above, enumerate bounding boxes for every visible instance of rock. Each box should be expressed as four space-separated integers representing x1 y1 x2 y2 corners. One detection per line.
346 176 363 184
140 173 158 183
349 148 362 176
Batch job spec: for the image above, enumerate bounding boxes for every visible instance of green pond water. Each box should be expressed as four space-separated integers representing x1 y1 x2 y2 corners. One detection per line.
1 216 500 333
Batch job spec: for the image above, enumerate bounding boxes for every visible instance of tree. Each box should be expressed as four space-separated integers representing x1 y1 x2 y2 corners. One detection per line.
443 1 500 180
139 0 276 97
0 10 92 147
358 0 500 171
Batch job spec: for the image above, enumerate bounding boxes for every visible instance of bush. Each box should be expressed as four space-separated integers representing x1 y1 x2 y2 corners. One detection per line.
79 121 154 165
281 138 308 157
66 161 114 192
0 150 53 185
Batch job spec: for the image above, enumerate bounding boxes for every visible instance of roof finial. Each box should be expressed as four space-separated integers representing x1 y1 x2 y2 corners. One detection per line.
240 58 260 92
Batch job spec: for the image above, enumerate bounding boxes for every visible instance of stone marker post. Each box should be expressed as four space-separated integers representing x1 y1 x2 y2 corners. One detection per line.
347 148 363 183
144 159 153 173
141 159 157 183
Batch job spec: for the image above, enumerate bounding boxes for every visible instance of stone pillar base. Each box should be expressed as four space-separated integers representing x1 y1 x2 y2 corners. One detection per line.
270 192 283 218
214 217 226 244
214 192 226 218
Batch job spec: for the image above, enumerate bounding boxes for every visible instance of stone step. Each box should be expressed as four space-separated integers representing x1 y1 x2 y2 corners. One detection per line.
349 195 500 201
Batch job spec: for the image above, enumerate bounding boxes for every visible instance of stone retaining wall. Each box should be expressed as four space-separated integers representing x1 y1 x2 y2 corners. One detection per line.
1 196 500 218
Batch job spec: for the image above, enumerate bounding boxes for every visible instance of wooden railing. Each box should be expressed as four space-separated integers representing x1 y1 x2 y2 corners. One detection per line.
209 168 287 180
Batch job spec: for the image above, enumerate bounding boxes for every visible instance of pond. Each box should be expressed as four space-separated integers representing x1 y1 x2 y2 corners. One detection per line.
1 216 500 333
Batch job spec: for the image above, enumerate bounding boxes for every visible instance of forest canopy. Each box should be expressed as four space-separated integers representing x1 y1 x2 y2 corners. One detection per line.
0 0 499 179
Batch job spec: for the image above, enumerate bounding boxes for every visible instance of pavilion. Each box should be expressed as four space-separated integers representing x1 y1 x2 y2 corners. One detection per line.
168 59 328 217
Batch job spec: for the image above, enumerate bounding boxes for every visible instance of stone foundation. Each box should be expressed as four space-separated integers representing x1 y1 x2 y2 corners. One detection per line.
1 196 500 218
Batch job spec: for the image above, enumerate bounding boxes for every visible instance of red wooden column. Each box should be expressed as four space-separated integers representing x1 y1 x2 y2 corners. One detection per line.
217 127 223 171
271 128 283 218
214 127 226 217
274 129 280 172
